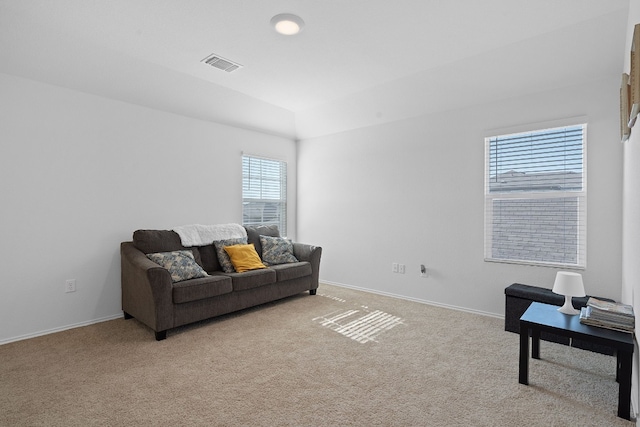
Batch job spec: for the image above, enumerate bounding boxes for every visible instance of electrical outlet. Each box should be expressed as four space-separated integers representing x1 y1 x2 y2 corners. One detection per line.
392 262 398 273
420 264 429 278
398 264 405 274
65 279 76 293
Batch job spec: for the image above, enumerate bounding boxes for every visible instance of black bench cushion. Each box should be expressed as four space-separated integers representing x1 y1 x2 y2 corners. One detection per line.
505 283 590 307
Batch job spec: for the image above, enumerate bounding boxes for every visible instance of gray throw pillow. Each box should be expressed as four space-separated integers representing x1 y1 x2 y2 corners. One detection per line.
213 237 248 273
260 235 298 265
147 250 208 283
245 224 280 257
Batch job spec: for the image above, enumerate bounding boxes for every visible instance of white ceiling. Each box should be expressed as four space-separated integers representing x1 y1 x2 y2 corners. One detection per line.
0 0 631 138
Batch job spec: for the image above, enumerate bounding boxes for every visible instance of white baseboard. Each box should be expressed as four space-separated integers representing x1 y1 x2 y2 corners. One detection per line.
320 280 504 320
0 313 124 346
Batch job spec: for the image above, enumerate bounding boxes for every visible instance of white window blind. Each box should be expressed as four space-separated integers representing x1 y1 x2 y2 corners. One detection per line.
242 155 287 236
484 124 586 268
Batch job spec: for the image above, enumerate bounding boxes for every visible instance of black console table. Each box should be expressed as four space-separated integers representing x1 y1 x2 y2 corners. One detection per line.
519 302 634 420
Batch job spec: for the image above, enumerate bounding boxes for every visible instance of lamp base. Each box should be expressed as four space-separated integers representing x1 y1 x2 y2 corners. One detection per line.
558 296 580 315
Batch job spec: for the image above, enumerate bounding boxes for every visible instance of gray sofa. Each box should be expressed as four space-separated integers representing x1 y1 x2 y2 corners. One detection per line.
120 225 322 340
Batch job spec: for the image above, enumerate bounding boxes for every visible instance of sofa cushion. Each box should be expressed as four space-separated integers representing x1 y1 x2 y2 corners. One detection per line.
245 225 280 258
213 237 248 273
133 229 203 267
269 261 312 282
215 269 277 291
196 244 221 273
146 250 208 283
224 244 267 273
133 229 183 253
172 275 233 304
260 235 298 265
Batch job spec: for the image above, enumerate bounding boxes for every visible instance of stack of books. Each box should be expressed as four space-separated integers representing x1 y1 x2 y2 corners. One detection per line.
579 297 635 333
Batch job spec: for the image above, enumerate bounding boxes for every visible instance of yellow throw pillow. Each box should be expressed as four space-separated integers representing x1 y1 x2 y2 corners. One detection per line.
223 243 267 273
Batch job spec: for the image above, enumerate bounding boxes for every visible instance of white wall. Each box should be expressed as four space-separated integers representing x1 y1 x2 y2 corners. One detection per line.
622 0 640 416
298 76 623 317
0 72 297 344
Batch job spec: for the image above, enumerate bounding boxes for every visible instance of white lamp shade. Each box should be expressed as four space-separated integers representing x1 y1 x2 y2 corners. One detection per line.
552 271 586 297
552 271 585 315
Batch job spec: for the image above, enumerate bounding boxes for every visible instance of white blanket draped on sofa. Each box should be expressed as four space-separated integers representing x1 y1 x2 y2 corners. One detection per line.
172 223 247 246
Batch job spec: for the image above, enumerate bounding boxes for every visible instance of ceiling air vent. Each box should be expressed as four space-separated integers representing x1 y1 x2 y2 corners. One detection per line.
201 54 243 73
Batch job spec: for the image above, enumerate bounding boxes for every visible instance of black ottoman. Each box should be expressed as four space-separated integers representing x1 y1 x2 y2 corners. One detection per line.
505 283 615 355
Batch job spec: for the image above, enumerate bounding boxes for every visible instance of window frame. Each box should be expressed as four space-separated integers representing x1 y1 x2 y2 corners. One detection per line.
241 154 288 236
484 122 587 269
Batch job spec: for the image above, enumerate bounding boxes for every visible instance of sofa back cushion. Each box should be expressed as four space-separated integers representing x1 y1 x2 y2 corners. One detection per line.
244 225 280 258
196 244 221 273
133 229 203 267
133 230 184 253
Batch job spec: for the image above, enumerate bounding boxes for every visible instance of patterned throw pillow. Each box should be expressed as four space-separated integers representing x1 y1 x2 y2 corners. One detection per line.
213 237 248 273
260 235 298 265
147 250 208 283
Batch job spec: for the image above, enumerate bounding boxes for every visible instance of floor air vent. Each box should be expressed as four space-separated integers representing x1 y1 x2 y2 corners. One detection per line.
201 54 243 73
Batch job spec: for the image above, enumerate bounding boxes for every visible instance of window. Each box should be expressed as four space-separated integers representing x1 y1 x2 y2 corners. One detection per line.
484 124 586 268
242 155 287 236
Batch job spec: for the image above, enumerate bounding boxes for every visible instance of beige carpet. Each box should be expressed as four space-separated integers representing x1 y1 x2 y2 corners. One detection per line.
0 284 634 426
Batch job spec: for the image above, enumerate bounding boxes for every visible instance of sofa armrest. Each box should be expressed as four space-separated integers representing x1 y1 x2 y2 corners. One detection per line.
293 243 322 290
120 242 174 333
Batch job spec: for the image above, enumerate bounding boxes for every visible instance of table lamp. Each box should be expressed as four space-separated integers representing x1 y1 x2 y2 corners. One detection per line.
552 271 586 315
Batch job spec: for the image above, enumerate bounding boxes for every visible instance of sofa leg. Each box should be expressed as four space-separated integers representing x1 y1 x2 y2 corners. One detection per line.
155 330 167 341
310 289 317 295
123 311 133 320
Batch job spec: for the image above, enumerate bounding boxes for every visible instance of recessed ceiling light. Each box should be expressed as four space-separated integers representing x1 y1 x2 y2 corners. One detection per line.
271 13 305 35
